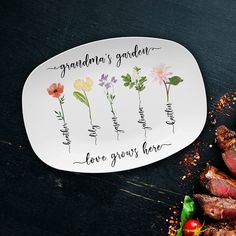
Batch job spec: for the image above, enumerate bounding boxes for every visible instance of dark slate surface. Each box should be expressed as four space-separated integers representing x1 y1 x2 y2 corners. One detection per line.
0 1 236 235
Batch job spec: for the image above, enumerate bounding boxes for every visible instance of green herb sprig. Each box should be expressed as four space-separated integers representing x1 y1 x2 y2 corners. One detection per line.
176 195 196 236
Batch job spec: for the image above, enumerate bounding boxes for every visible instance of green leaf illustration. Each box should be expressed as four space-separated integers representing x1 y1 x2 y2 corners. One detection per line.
122 67 147 92
73 91 89 107
122 74 131 83
110 94 116 100
54 111 61 116
135 84 145 92
167 76 183 86
139 76 147 83
129 82 135 89
134 66 141 72
59 95 65 104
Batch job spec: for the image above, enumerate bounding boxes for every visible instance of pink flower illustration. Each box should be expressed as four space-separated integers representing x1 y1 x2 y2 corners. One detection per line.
47 83 64 98
151 64 173 84
151 64 183 134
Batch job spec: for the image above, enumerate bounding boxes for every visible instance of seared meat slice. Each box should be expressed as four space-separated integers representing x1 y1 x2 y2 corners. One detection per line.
204 222 236 236
223 151 236 177
216 125 236 177
193 194 236 220
200 165 236 199
216 125 236 152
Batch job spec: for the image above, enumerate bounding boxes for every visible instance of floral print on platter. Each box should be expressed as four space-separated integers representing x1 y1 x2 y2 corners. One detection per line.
99 74 124 140
152 64 183 133
73 77 100 144
47 83 71 153
122 66 152 137
46 64 184 152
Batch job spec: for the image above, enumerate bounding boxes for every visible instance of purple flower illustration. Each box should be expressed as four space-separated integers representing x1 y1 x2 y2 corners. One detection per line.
105 83 111 89
99 74 124 140
98 74 108 86
111 76 117 83
99 74 117 89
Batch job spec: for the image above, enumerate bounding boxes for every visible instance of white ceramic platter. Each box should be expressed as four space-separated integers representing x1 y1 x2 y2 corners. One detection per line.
22 37 207 173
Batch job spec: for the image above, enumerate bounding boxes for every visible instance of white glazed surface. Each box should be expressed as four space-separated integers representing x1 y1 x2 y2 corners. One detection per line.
22 37 207 173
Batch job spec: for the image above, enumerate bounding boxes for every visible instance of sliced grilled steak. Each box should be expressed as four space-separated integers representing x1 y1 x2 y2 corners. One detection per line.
216 125 236 177
193 194 236 220
204 222 236 236
216 125 236 152
200 165 236 199
223 150 236 177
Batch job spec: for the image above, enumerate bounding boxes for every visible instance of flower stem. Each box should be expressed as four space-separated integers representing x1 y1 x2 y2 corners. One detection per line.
108 96 115 114
138 91 146 137
110 103 119 140
83 91 93 126
163 81 170 103
138 91 141 108
58 97 65 123
58 97 71 153
167 84 171 101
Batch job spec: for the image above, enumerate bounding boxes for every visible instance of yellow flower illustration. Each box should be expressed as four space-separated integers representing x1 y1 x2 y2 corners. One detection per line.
74 77 93 92
73 76 100 145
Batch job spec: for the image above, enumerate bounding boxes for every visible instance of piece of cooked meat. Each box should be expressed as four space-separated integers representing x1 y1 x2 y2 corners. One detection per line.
223 150 236 177
193 194 236 220
200 165 236 199
216 125 236 152
204 222 236 236
216 125 236 177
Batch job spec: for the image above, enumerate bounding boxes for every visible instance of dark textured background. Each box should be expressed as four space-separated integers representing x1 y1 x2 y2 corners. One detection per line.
0 1 236 235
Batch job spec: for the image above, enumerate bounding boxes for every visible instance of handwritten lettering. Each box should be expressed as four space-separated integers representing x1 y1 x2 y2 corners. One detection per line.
110 148 139 167
165 103 175 133
73 152 107 165
48 53 109 78
142 141 171 155
111 114 124 140
138 106 152 137
88 124 101 145
116 44 161 67
47 44 161 78
60 123 71 152
73 141 172 168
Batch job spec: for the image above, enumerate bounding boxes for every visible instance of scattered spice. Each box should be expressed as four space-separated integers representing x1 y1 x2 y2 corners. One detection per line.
217 92 235 113
208 91 236 124
178 91 236 181
167 91 236 234
179 142 201 180
168 205 179 236
181 175 186 180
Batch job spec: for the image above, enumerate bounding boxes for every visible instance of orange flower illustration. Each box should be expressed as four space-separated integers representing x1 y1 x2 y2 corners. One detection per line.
46 82 71 152
47 83 64 98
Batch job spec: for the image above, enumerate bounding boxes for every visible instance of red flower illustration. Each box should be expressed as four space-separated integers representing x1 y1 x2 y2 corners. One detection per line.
47 83 64 98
